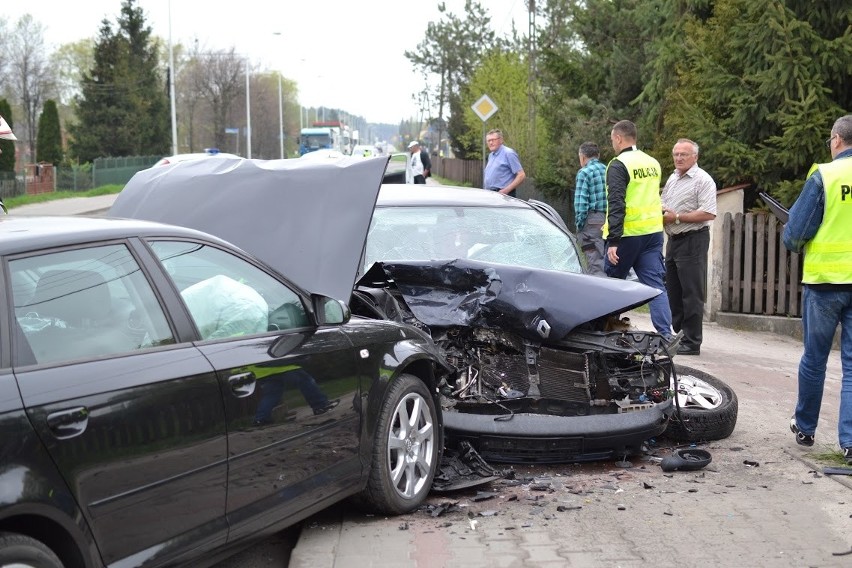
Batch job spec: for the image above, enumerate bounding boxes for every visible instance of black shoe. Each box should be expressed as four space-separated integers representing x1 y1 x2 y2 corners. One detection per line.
676 345 700 356
843 448 852 464
790 417 814 446
313 399 340 416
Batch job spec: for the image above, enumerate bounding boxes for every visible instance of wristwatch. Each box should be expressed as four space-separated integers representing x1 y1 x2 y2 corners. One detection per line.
675 213 681 225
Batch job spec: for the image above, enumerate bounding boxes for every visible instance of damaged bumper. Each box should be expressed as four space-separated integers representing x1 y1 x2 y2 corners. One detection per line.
443 398 674 464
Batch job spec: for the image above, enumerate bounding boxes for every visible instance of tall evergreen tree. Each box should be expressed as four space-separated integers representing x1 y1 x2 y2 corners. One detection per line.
0 100 16 172
36 99 63 165
668 0 851 205
69 0 169 162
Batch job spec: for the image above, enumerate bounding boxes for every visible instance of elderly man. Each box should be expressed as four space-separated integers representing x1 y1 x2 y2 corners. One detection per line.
661 138 717 355
484 129 525 197
405 140 426 184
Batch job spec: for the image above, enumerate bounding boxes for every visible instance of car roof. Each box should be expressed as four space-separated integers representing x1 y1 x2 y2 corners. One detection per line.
0 216 230 256
376 184 534 208
154 151 241 166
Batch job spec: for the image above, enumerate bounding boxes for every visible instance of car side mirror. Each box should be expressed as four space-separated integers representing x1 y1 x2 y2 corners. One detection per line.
312 295 351 325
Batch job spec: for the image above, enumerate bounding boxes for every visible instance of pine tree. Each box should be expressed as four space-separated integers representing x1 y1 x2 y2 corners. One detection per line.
69 0 169 162
36 100 63 165
664 0 851 204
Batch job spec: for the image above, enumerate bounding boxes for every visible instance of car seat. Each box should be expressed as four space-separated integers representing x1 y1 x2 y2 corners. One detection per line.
24 269 120 364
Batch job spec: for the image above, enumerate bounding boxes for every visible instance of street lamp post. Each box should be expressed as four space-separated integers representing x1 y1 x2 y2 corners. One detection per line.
168 0 177 155
245 59 252 158
277 74 284 158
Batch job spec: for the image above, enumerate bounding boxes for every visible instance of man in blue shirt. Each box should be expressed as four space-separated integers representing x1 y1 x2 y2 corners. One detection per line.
574 141 607 275
484 129 525 197
783 114 852 463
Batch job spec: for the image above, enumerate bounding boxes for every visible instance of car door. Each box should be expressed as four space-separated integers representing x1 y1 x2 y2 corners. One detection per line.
8 241 229 567
147 240 363 540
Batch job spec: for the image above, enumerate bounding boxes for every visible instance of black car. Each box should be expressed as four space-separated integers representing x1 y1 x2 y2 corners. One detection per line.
113 156 737 465
0 214 446 567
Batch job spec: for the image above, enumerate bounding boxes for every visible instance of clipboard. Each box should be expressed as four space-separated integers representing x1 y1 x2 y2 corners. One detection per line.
759 192 789 224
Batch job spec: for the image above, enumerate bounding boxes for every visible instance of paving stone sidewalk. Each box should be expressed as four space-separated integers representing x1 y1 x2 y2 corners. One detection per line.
290 313 852 568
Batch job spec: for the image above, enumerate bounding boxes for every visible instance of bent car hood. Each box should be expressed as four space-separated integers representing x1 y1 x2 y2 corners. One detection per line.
359 259 660 341
111 156 388 302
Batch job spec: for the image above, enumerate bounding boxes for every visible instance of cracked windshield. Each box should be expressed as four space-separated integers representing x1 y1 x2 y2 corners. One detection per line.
366 206 584 273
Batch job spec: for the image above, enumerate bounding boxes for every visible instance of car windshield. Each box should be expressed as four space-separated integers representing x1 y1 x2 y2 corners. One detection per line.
366 205 584 274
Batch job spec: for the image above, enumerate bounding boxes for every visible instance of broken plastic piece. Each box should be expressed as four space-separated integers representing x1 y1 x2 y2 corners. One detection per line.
660 449 712 472
823 467 852 476
431 441 500 492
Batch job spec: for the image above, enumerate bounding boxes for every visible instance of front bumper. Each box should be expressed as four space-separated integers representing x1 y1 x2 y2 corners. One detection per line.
442 398 674 463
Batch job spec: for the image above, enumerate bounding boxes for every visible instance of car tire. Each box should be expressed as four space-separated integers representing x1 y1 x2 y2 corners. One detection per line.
665 365 738 442
0 532 63 568
356 373 440 514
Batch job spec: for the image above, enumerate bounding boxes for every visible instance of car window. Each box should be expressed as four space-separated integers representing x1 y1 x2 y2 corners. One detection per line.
10 244 175 366
149 241 308 339
366 206 584 274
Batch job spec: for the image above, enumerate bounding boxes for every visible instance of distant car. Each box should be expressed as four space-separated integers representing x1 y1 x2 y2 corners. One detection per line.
153 147 240 166
351 144 380 158
0 211 446 566
299 149 345 160
113 157 738 467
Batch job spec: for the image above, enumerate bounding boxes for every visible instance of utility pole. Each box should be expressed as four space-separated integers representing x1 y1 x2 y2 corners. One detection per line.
527 0 536 177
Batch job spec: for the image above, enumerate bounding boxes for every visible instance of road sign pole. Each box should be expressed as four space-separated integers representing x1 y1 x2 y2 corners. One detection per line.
471 94 498 189
482 122 487 185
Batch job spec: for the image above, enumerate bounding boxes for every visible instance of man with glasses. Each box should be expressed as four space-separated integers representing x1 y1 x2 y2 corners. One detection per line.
661 138 717 355
784 114 852 463
484 129 525 197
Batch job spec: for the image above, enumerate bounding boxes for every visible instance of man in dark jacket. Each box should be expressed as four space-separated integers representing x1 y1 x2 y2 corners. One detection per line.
420 147 432 178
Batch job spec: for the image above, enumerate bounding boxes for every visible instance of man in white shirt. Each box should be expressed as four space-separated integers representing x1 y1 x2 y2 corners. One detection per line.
661 138 717 355
405 140 426 184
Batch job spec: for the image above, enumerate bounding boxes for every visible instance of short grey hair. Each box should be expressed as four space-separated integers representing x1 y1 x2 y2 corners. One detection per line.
832 115 852 145
675 138 700 156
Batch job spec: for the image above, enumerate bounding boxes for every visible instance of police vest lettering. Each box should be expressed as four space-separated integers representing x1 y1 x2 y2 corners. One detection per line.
632 167 659 179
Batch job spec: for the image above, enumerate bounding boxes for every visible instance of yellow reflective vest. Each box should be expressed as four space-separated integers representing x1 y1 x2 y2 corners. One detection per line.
802 156 852 284
604 150 663 238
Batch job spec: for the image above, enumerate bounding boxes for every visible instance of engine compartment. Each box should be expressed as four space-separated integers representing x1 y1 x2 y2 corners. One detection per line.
350 285 674 418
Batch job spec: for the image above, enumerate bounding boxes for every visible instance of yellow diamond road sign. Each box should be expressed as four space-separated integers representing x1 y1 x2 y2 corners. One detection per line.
472 94 498 122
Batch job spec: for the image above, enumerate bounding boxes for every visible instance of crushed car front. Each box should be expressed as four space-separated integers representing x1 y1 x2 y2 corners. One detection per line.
352 186 677 463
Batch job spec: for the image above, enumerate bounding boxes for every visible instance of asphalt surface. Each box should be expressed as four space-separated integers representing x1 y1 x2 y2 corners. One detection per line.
16 194 852 567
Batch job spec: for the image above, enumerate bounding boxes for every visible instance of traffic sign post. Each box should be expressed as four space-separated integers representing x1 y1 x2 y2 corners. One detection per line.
472 95 498 185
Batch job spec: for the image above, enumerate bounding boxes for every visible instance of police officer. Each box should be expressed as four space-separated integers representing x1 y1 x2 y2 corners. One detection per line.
603 120 674 340
784 114 852 463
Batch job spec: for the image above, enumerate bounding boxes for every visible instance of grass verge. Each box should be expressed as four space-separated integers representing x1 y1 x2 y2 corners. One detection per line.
5 185 123 209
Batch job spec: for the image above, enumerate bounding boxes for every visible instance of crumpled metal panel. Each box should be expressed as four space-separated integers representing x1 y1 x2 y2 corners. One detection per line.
359 259 660 342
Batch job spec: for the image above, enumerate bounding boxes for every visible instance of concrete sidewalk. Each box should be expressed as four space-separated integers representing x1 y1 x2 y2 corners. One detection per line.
289 312 852 568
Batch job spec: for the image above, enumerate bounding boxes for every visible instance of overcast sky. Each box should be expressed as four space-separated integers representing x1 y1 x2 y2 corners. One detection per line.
4 0 530 124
